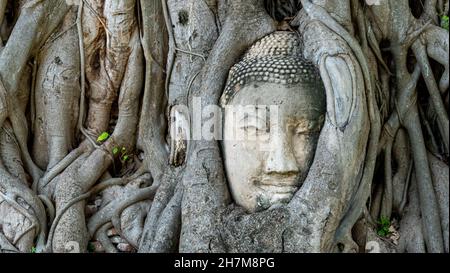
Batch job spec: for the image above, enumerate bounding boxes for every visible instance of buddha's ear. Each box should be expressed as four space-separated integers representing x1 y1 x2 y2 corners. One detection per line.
319 54 357 131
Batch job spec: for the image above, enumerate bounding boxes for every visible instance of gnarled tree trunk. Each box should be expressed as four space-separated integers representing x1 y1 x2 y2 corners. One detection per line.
0 0 448 253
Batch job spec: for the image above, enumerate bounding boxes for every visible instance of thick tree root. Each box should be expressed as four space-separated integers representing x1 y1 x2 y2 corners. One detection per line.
0 0 448 253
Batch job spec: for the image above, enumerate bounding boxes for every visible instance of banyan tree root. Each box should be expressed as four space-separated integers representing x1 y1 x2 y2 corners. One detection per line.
87 174 154 250
32 8 80 171
50 26 143 252
373 0 445 252
0 0 449 253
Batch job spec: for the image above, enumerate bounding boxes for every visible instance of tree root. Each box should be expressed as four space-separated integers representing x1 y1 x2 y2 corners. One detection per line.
299 0 381 252
95 222 118 253
392 38 445 252
111 186 156 237
398 160 413 215
0 232 20 253
38 194 55 224
392 129 411 213
137 0 169 183
0 0 448 254
0 168 47 252
36 143 89 194
150 183 183 253
412 40 449 154
139 168 181 252
44 177 129 252
381 132 394 219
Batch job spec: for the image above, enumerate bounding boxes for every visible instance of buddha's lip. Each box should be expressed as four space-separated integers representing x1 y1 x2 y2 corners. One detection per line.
259 184 298 194
255 177 299 193
258 176 298 185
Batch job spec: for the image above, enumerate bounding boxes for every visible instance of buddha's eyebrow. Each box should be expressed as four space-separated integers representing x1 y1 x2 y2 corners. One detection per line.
237 106 269 123
296 107 324 112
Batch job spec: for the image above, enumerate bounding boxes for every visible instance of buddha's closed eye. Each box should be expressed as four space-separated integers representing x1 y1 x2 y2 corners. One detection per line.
239 113 270 135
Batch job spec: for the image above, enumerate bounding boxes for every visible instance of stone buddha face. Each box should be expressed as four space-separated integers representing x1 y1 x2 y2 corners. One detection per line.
220 31 326 213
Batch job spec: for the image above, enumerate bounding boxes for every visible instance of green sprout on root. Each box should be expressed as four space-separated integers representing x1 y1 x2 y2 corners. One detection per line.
441 15 449 31
112 146 131 163
377 216 391 237
97 132 110 143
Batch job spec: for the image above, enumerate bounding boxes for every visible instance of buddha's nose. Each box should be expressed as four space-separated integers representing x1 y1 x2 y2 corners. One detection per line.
264 131 299 175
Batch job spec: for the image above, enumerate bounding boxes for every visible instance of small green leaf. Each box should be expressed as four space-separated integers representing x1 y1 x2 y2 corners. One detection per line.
441 15 449 31
97 132 110 142
122 155 129 162
31 246 36 253
378 216 390 227
112 147 119 155
122 147 126 152
376 216 391 237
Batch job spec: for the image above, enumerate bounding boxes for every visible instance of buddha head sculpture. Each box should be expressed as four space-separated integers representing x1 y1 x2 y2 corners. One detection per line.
220 31 326 213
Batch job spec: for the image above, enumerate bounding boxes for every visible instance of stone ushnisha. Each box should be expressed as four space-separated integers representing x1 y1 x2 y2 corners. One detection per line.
220 31 321 106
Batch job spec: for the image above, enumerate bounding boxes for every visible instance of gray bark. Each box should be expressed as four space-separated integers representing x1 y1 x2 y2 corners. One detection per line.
0 0 448 253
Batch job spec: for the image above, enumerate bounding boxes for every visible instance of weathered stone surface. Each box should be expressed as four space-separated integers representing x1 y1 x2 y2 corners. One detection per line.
219 205 289 252
117 243 135 252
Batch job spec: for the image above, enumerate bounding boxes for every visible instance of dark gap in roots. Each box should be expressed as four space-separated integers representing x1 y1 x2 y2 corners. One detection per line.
264 0 302 22
1 1 14 43
109 99 119 133
108 98 120 177
417 79 448 161
337 242 345 252
91 49 101 71
368 154 383 220
428 57 446 93
380 39 394 72
25 61 35 152
392 153 399 174
409 0 425 19
5 0 13 24
11 0 22 26
136 149 145 162
137 1 144 38
375 153 385 177
378 39 395 116
406 47 416 74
